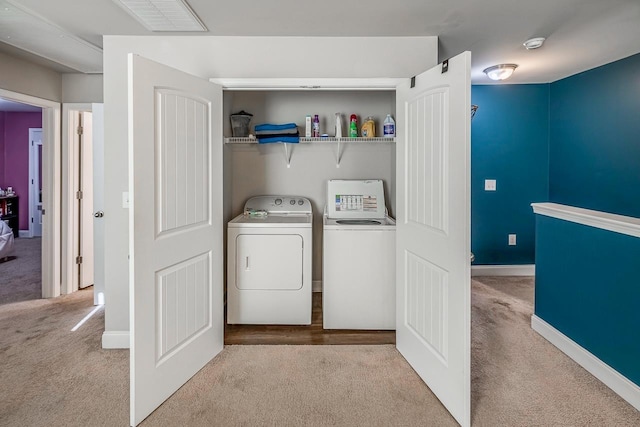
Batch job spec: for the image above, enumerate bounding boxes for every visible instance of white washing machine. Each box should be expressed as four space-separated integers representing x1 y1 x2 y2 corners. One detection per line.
323 180 396 330
227 196 312 325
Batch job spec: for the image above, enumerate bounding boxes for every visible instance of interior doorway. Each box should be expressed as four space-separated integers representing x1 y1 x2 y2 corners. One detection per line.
61 103 104 305
77 112 94 290
0 89 62 299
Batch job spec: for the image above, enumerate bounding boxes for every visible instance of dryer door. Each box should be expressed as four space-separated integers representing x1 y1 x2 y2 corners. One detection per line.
235 234 303 290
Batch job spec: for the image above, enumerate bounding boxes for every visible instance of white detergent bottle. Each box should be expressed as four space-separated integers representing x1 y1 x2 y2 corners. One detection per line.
383 114 395 138
335 113 343 138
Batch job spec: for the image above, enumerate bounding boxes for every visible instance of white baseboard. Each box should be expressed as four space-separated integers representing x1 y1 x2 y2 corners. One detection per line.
102 330 130 349
313 280 322 293
18 230 31 238
471 264 535 276
532 315 640 411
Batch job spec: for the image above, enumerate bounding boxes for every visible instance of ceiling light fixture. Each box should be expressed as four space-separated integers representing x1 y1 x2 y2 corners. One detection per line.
483 64 518 81
523 37 546 50
113 0 207 32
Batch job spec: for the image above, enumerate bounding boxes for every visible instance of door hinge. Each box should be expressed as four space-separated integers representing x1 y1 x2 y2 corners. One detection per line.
441 59 449 74
76 256 83 264
76 190 83 200
42 208 45 215
410 76 416 88
77 125 83 136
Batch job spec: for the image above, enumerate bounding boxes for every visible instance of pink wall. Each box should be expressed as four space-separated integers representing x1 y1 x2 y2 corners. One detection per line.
0 113 5 188
2 112 42 230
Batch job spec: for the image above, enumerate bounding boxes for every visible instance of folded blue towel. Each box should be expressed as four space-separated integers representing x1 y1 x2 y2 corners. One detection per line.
258 136 300 144
255 123 298 132
256 132 299 140
255 128 299 136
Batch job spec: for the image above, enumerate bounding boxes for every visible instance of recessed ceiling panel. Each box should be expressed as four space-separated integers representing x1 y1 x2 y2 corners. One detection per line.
113 0 207 32
0 0 102 73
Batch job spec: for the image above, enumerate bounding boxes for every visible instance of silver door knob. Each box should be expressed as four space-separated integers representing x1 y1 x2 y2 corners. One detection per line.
94 211 104 218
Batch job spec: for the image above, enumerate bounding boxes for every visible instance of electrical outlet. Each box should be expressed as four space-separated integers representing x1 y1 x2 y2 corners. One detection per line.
508 234 517 246
485 179 497 191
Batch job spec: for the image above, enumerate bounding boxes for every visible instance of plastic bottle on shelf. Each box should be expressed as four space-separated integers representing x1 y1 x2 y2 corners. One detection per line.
312 114 320 137
305 115 312 137
349 114 358 137
383 114 396 138
335 113 343 138
361 116 375 138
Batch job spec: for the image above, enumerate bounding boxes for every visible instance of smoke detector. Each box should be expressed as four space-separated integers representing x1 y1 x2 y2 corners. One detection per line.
523 37 546 50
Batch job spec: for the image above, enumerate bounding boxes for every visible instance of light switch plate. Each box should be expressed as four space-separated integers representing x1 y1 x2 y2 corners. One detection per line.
508 234 517 246
485 179 497 191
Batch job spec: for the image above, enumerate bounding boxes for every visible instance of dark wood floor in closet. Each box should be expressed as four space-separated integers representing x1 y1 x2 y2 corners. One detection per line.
225 293 395 345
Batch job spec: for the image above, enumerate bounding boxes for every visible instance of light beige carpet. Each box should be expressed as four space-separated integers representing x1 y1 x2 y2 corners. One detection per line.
142 345 457 426
1 278 639 426
0 237 41 305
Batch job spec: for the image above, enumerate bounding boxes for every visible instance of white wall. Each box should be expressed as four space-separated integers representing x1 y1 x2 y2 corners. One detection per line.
103 35 437 341
225 89 397 281
0 51 61 102
62 74 104 103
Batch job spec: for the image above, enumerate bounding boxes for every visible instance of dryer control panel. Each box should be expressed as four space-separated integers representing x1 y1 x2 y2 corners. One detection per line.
244 196 312 215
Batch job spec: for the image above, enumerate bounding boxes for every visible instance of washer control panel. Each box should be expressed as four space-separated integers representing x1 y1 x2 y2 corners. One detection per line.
245 196 312 215
326 179 387 220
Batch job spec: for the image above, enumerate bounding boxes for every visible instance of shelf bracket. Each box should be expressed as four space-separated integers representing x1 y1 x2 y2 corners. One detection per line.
335 139 343 168
283 143 292 168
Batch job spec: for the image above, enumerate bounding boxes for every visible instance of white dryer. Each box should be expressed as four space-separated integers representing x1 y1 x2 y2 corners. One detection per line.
227 196 312 325
323 180 396 330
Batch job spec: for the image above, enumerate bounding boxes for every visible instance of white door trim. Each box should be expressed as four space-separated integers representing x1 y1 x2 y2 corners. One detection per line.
0 88 61 299
61 103 93 295
91 103 105 306
28 127 42 238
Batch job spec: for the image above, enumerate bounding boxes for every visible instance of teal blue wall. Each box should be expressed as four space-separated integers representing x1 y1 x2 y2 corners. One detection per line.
534 53 640 388
472 52 640 265
549 53 640 217
535 216 640 386
471 85 549 265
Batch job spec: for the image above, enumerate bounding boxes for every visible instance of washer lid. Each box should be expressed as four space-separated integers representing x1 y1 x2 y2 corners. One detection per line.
326 179 387 220
229 213 312 228
324 215 395 229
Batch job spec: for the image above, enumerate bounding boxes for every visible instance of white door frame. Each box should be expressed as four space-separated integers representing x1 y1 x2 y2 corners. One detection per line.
61 103 93 295
0 88 61 299
28 127 43 238
79 111 94 290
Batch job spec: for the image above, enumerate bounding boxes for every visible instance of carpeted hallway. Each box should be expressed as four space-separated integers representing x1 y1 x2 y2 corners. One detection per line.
1 268 639 425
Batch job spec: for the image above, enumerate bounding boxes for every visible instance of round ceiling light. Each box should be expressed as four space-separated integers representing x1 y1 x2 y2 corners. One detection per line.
483 64 518 81
523 37 546 50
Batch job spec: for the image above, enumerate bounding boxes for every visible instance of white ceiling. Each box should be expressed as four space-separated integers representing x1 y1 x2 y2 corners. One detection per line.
1 0 639 83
